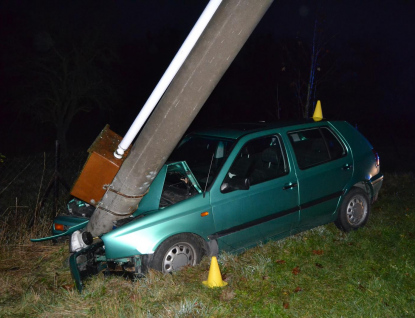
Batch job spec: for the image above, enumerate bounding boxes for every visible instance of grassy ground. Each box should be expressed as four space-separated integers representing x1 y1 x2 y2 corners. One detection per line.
0 172 414 317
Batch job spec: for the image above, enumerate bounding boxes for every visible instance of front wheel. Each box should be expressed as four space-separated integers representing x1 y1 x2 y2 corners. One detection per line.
149 234 205 273
335 188 370 232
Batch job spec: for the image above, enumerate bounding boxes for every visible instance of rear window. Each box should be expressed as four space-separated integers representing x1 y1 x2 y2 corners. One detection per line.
288 127 346 169
320 128 346 160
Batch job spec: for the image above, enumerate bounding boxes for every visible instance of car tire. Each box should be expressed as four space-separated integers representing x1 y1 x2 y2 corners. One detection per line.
149 234 205 273
335 188 370 232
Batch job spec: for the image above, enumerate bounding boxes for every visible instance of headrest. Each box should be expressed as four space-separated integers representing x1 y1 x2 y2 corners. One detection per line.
215 141 225 159
262 147 279 165
240 146 249 157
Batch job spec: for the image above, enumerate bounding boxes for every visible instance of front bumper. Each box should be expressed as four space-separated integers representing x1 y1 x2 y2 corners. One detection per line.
69 242 106 292
69 242 146 292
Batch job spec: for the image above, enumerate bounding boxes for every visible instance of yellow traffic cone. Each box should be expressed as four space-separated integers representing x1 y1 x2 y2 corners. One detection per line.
202 256 228 288
312 100 323 121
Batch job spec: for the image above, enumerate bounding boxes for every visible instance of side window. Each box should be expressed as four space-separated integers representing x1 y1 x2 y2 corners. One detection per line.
221 135 288 192
288 127 346 170
320 128 346 160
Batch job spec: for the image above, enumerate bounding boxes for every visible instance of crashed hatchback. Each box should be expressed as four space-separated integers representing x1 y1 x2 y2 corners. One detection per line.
33 120 383 291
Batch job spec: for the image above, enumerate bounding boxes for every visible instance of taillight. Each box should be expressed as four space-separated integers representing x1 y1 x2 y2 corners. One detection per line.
372 149 380 167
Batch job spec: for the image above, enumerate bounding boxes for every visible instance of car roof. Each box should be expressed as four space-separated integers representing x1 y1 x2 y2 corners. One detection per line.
191 120 330 140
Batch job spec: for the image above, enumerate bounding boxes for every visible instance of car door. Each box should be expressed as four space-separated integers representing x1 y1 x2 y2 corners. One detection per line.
286 125 353 228
209 134 299 252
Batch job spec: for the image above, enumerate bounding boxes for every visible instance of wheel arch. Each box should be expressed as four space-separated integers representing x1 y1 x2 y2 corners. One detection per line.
334 186 371 232
351 180 374 202
334 181 372 219
143 232 216 272
151 231 215 258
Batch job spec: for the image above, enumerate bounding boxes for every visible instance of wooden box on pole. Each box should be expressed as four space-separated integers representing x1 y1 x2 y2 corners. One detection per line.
70 125 128 205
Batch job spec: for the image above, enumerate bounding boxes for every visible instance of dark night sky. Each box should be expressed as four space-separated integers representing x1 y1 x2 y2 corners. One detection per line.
0 0 414 163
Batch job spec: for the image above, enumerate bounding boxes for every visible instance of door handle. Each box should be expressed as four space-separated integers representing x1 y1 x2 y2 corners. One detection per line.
283 182 298 190
342 163 353 170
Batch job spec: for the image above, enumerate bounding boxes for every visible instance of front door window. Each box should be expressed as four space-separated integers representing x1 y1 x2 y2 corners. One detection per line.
221 136 288 192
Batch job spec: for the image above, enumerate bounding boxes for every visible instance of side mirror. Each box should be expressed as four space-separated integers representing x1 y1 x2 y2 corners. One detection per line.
221 177 250 193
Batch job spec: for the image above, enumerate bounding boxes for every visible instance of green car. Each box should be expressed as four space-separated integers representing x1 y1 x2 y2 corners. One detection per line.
33 120 383 291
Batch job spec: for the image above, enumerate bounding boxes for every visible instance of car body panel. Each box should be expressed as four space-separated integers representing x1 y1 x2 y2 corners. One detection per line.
210 175 300 251
329 121 382 201
103 192 214 258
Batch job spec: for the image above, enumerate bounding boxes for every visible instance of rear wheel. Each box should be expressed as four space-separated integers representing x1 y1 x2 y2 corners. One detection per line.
335 188 370 232
150 234 205 273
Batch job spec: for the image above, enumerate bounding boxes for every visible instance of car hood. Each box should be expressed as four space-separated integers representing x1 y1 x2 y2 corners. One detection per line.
30 161 202 242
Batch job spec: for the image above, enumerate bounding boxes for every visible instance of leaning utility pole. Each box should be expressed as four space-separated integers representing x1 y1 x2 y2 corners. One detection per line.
71 0 274 250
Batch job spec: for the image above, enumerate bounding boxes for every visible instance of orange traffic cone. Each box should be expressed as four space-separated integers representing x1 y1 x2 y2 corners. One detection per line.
202 256 228 288
312 100 323 121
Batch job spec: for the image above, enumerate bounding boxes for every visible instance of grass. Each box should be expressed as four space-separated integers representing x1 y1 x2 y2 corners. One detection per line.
0 172 414 317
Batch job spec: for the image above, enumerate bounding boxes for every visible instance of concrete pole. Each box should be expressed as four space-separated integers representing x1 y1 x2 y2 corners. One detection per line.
114 0 223 159
80 0 274 243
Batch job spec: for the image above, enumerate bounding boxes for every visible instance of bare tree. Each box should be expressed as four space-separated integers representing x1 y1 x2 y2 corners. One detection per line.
23 29 118 152
280 6 334 118
280 38 315 118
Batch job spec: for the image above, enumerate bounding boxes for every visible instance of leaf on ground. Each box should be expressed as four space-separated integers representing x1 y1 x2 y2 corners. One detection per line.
292 266 300 275
315 263 324 268
61 284 74 291
294 286 302 293
312 250 324 255
275 259 286 264
283 301 290 309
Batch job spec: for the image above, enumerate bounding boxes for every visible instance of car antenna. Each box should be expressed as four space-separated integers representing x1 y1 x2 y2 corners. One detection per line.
203 153 215 198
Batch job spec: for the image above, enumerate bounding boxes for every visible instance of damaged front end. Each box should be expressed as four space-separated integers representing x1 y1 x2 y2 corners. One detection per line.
37 160 203 291
69 240 149 292
69 242 106 292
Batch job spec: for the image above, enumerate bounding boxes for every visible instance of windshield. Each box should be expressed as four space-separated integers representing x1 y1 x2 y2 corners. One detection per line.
168 135 235 189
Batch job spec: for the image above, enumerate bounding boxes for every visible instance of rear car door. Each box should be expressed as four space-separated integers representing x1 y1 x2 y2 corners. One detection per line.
209 133 299 252
286 125 353 227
